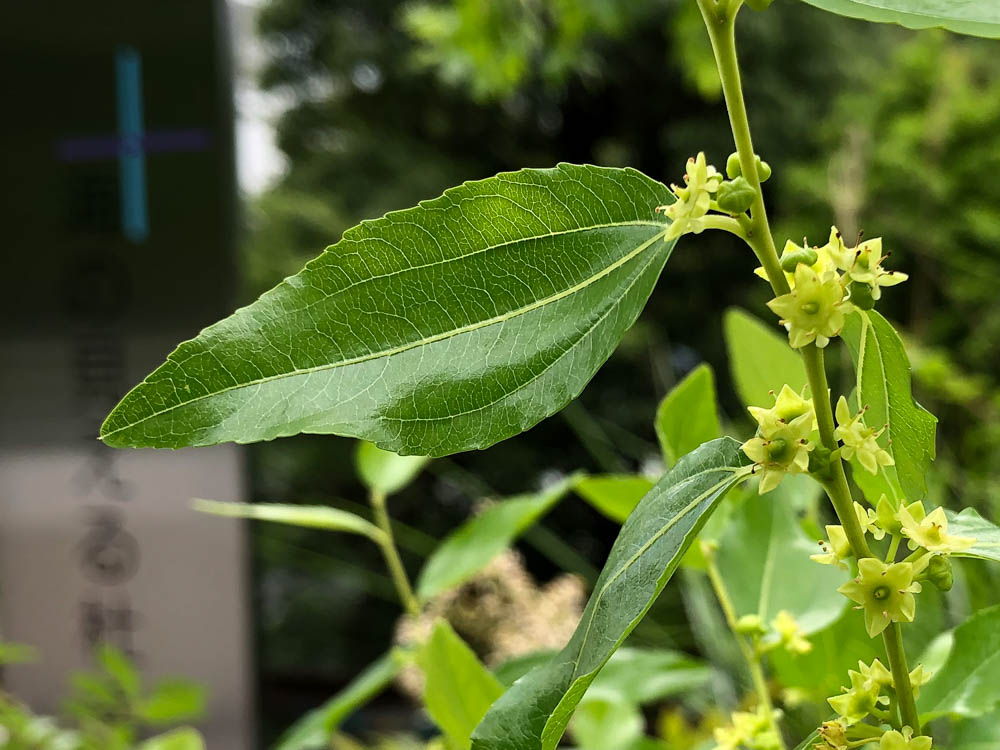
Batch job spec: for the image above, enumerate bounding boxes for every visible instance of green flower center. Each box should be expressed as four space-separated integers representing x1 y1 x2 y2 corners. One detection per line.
872 585 891 601
801 301 820 315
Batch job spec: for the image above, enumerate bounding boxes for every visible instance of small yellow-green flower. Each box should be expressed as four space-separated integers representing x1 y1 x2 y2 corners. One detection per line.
660 152 723 241
834 396 894 474
712 707 782 750
854 501 886 540
811 525 851 569
898 502 975 554
857 658 893 690
748 384 817 437
767 264 852 348
742 385 816 494
827 668 883 725
875 494 903 536
838 558 923 637
844 237 908 301
772 610 812 654
815 720 849 750
879 728 932 750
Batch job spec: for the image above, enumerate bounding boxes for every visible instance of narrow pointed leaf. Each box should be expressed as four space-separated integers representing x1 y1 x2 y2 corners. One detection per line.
798 0 1000 38
655 364 721 466
840 310 936 504
471 438 751 750
416 476 577 601
417 620 505 750
100 164 675 456
275 650 407 750
723 308 807 410
193 499 385 542
946 508 1000 565
573 475 655 523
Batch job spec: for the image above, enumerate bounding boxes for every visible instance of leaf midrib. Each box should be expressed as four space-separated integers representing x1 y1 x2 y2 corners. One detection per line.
103 226 668 439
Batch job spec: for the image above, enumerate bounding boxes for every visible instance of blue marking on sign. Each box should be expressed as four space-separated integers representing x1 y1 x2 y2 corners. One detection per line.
115 47 148 243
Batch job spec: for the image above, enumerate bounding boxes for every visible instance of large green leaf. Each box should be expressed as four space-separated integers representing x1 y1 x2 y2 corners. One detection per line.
138 729 205 750
723 308 807 410
582 648 711 704
947 508 1000 565
416 476 576 601
715 483 847 636
655 364 721 466
100 164 676 456
417 620 505 750
950 710 1000 749
798 0 1000 38
471 438 752 750
570 696 643 750
840 310 937 505
274 649 407 750
573 475 655 524
355 441 430 496
918 603 1000 720
192 499 385 543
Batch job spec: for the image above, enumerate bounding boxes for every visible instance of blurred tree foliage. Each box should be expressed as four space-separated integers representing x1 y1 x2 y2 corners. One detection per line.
244 0 999 741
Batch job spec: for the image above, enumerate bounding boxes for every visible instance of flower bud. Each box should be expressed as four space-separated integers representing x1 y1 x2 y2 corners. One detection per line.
735 614 767 636
925 554 954 591
780 245 820 273
726 152 742 179
716 177 756 214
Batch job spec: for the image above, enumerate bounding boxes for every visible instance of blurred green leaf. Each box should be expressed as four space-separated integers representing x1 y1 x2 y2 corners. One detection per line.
716 485 847 635
798 0 1000 38
950 709 1000 749
416 476 576 601
100 165 676 456
355 441 430 496
193 499 384 543
493 651 559 687
570 695 643 750
137 681 205 725
573 475 654 524
0 641 38 665
472 438 752 750
655 364 721 466
274 650 407 750
919 603 1000 720
947 508 1000 565
841 310 937 505
792 729 821 750
723 308 807 410
98 644 141 699
417 620 504 750
586 648 711 704
137 728 205 750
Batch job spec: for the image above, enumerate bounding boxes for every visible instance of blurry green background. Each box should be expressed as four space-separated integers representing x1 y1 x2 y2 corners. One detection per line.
237 0 1000 743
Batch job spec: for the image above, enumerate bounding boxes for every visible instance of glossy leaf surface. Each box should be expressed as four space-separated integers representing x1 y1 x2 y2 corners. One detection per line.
573 475 655 523
947 508 1000 564
472 438 751 750
417 620 505 750
841 310 936 505
193 499 384 543
716 485 846 635
355 441 430 496
919 603 1000 720
416 476 576 601
799 0 1000 38
655 364 721 466
723 307 806 409
274 650 405 750
101 164 675 456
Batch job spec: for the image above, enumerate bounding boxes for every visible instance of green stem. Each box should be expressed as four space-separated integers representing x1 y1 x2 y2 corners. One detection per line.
694 0 923 735
886 534 902 563
369 489 420 617
706 552 786 750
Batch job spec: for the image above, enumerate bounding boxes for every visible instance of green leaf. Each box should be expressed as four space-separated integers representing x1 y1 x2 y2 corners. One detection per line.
355 441 430 496
0 642 38 665
723 307 807 409
715 483 847 635
138 681 205 725
138 728 205 750
193 499 384 542
792 729 820 750
585 648 711 704
950 710 1000 749
416 476 576 601
946 508 1000 564
573 475 655 524
97 644 141 698
798 0 1000 38
570 695 643 750
471 438 752 750
840 310 937 505
918 603 1000 720
100 164 676 456
274 650 406 750
494 651 559 687
655 364 721 466
417 620 505 750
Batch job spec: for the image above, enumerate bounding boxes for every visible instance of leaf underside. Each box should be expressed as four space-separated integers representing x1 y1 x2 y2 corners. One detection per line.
799 0 1000 38
100 164 675 456
471 438 751 750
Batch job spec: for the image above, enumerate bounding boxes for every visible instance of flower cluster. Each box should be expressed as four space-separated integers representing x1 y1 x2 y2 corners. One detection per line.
818 660 932 748
763 227 907 349
712 706 783 750
834 397 894 475
741 385 816 493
